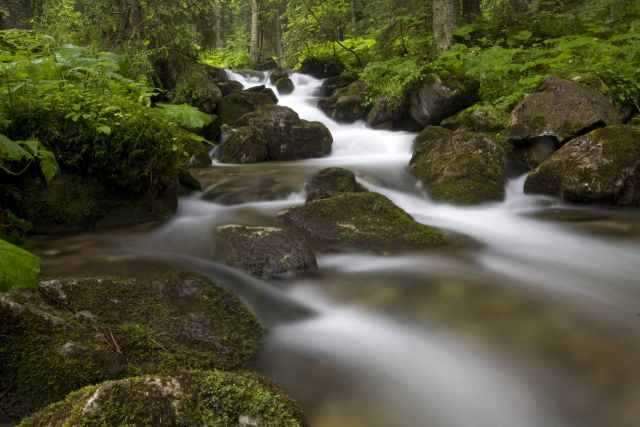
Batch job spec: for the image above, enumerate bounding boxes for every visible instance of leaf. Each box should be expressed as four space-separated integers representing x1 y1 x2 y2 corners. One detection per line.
37 149 59 184
156 103 213 129
96 125 112 135
0 134 31 162
0 238 41 292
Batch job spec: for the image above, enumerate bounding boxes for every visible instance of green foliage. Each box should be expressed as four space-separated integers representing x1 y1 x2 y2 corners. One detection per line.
201 47 250 69
156 103 214 130
0 135 59 184
0 238 40 292
360 57 424 105
296 37 377 71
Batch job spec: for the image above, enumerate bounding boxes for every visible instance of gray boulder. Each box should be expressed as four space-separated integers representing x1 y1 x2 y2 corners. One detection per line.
305 167 368 202
409 74 479 127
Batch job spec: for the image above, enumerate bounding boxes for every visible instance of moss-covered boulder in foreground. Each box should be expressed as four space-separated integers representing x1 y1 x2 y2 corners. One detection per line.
278 192 448 253
509 76 624 145
524 125 640 206
0 273 263 422
19 370 305 427
409 127 506 205
305 167 368 202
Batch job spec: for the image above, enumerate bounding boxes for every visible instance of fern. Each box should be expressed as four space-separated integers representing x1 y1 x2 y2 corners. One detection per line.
156 103 214 130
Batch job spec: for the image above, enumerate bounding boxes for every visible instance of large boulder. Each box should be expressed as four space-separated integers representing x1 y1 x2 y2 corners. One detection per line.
408 74 479 127
305 167 368 202
171 64 223 115
319 74 357 97
299 57 345 79
217 105 332 163
524 125 640 206
216 224 318 279
409 127 506 205
218 86 278 125
441 104 509 133
366 96 421 131
278 192 448 253
19 371 305 427
0 274 263 421
318 81 369 123
509 76 625 146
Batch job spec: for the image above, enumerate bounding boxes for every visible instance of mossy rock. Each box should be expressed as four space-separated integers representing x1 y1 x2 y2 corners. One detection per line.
524 125 640 206
441 103 510 133
218 86 278 125
409 127 506 205
0 273 264 422
217 126 269 164
318 81 369 123
19 370 305 427
298 57 344 79
509 76 624 145
305 167 368 202
275 77 295 95
171 64 223 115
278 192 448 253
366 96 420 131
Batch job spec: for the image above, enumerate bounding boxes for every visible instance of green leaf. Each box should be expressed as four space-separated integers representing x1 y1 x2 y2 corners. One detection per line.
0 134 31 162
0 238 40 292
96 125 112 135
156 103 213 129
37 149 59 184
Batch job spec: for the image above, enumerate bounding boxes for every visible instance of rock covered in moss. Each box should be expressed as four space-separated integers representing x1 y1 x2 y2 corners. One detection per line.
217 105 332 163
0 273 263 422
278 192 448 253
276 77 295 95
216 224 318 279
524 125 640 205
509 76 624 145
319 74 357 97
218 86 278 125
408 74 479 127
19 370 305 427
441 103 509 133
318 81 369 123
171 64 223 115
299 57 344 79
305 167 368 202
366 96 420 131
269 68 290 84
409 127 506 205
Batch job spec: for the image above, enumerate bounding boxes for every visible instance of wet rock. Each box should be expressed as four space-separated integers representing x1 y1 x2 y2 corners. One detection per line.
218 86 278 125
269 68 290 84
276 77 295 95
0 274 263 422
184 138 213 168
305 167 368 202
217 105 332 163
202 176 298 205
278 192 448 253
216 224 318 278
171 63 223 115
366 96 421 131
441 104 509 133
217 80 244 96
509 76 624 146
408 74 479 127
299 57 345 79
319 74 357 97
409 127 506 205
524 125 640 206
318 81 369 123
178 170 202 196
19 371 305 427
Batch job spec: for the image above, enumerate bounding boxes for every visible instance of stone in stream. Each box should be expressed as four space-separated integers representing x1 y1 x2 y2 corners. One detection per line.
366 96 421 131
409 127 506 205
318 81 369 123
508 76 625 167
18 371 305 427
524 125 640 206
218 86 278 125
275 77 295 95
217 105 333 163
170 63 223 115
305 167 368 202
215 224 318 279
278 192 448 253
0 273 263 422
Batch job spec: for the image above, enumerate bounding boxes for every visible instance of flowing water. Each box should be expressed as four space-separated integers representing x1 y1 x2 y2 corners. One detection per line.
34 71 640 427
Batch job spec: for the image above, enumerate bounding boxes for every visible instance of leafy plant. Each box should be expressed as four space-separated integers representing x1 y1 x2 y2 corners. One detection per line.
0 135 59 183
156 103 214 130
0 238 40 292
361 57 424 105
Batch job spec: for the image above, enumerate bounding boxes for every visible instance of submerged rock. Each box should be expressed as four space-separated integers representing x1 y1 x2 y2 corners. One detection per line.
0 274 263 421
408 74 479 127
216 224 318 279
524 125 640 206
299 57 344 79
218 86 278 125
318 81 369 123
409 127 506 205
276 77 295 95
305 167 368 202
509 76 624 146
217 105 332 163
278 192 448 253
19 370 305 427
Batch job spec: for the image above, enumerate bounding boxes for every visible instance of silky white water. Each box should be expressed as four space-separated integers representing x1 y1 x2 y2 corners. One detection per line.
130 70 640 427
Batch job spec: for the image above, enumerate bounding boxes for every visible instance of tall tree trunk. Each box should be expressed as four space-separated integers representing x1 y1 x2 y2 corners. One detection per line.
274 6 284 65
433 0 458 52
249 0 260 64
462 0 481 22
215 1 224 49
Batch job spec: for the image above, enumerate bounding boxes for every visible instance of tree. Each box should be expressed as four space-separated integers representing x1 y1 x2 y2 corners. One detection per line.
250 0 260 63
433 0 458 51
463 0 481 22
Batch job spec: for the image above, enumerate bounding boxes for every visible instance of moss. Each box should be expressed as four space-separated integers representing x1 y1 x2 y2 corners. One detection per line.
279 192 448 253
0 273 264 422
441 103 510 133
171 64 223 115
305 167 367 202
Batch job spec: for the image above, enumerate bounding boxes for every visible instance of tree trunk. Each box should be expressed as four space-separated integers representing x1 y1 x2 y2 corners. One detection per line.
274 6 284 65
249 0 260 64
433 0 458 52
350 0 358 30
462 0 481 22
215 1 224 49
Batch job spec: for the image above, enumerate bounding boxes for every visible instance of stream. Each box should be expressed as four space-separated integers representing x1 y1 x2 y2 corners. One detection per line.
33 72 640 427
